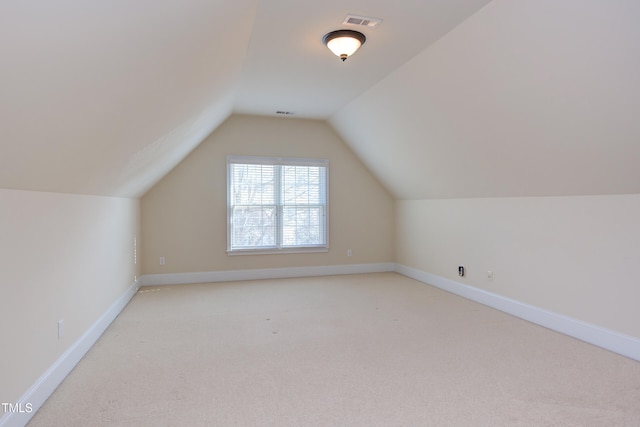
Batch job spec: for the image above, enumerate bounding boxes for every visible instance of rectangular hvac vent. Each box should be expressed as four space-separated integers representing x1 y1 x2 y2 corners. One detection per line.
276 111 295 116
343 14 382 27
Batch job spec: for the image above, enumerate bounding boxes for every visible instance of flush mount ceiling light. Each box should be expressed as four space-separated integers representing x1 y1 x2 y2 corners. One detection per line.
322 29 366 62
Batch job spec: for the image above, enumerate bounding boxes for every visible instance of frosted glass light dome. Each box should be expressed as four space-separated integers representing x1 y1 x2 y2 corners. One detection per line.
322 30 366 61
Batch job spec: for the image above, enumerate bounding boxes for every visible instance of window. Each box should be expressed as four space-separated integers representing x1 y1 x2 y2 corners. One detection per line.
227 156 328 254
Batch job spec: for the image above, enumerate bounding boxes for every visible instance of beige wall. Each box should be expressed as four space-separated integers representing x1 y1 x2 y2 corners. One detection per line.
141 115 394 274
396 195 640 338
0 189 140 405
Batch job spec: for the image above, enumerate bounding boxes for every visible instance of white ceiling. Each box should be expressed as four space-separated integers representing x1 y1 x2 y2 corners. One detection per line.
233 0 492 118
2 0 639 199
1 0 256 197
0 0 491 197
332 0 640 199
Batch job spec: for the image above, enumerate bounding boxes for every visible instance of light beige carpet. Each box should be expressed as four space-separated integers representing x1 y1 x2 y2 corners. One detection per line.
28 273 640 426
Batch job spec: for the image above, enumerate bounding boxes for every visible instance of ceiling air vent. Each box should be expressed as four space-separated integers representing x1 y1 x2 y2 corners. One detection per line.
343 14 382 28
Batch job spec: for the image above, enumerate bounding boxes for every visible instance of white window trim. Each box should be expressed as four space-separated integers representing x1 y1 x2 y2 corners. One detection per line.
226 155 329 255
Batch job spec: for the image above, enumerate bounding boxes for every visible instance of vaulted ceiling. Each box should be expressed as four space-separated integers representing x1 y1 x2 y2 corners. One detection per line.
2 0 639 199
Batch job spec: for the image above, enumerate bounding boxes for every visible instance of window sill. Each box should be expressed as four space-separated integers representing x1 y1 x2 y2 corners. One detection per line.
227 247 329 256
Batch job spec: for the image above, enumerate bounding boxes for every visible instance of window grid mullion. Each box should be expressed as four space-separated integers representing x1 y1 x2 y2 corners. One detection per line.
275 164 283 249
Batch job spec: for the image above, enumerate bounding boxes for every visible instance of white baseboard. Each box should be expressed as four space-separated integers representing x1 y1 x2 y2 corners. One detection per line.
0 280 140 427
394 264 640 362
139 263 396 286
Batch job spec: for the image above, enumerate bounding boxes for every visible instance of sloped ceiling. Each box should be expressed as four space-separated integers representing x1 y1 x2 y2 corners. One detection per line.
0 0 258 197
331 0 640 199
2 0 639 199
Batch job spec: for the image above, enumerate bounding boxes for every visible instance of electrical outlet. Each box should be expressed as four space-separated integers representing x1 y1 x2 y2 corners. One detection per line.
347 249 353 257
159 256 165 265
57 319 64 339
487 271 493 280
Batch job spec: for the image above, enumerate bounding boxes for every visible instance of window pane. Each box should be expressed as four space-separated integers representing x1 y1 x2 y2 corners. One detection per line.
282 166 323 205
282 206 325 247
230 206 276 248
231 164 275 205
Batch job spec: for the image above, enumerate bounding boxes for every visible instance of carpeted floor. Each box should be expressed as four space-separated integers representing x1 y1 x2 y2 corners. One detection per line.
28 273 640 426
